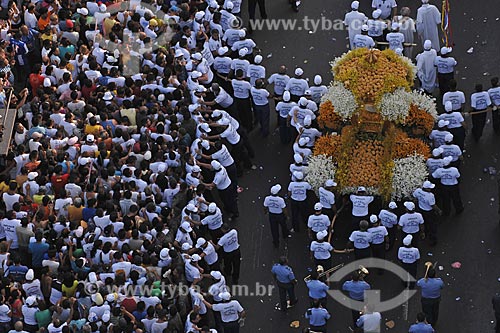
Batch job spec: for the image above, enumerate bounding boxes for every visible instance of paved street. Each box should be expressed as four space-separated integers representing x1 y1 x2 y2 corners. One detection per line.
232 0 500 332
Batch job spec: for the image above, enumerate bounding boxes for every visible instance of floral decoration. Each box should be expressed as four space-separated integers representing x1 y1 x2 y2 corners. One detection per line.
391 155 429 201
305 154 337 193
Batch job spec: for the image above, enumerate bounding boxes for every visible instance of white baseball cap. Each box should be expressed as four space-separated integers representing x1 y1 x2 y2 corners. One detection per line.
195 11 204 20
43 77 51 87
191 165 201 173
211 271 222 279
191 71 202 79
201 140 210 149
160 248 170 260
444 133 454 143
181 221 193 232
361 24 369 32
314 203 323 211
283 91 291 102
357 186 366 192
314 75 322 85
26 296 37 306
304 115 312 126
199 123 211 133
299 97 308 106
218 46 229 56
192 53 203 61
294 154 303 164
316 230 328 240
238 47 249 57
295 68 304 76
191 254 202 262
325 179 337 187
423 181 435 189
432 147 444 157
441 47 452 55
404 201 415 211
77 8 89 16
424 40 432 50
389 202 397 209
254 55 263 64
211 160 222 170
196 238 207 248
372 9 382 18
26 269 34 280
351 1 359 9
186 203 198 213
219 291 231 300
403 234 413 246
369 214 378 223
208 202 217 213
270 184 281 194
293 171 304 180
444 101 453 112
28 172 38 180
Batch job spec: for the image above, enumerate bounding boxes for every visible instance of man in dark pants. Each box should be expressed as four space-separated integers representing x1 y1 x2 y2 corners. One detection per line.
413 181 442 246
368 215 388 274
271 256 298 311
287 171 311 233
248 0 267 22
342 271 371 326
435 47 457 96
432 159 464 216
488 77 500 134
263 184 290 248
416 268 443 326
216 224 241 285
209 160 239 220
470 83 492 142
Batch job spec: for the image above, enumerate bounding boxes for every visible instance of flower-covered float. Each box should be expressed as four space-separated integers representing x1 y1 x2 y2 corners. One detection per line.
306 48 437 202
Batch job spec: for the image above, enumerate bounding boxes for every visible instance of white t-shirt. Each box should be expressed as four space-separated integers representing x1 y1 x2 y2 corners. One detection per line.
368 226 388 245
250 87 270 106
471 91 492 110
413 188 435 211
247 64 266 86
310 241 333 259
398 247 420 263
488 87 500 106
232 79 252 99
263 195 286 214
307 214 331 233
212 300 243 322
350 195 374 217
218 229 240 253
212 145 235 167
318 187 335 209
442 91 466 110
378 209 398 229
3 218 21 249
268 73 290 95
398 212 424 234
432 167 460 185
349 230 372 249
288 181 311 201
285 78 309 96
438 112 464 129
213 167 231 190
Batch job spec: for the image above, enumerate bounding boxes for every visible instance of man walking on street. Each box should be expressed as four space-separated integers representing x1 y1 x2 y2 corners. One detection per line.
417 268 443 326
271 256 298 312
264 184 290 248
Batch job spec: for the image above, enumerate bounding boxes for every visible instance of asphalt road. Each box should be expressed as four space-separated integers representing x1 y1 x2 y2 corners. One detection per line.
230 0 500 332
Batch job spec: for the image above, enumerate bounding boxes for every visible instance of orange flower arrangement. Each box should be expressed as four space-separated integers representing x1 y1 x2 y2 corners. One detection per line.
404 104 436 135
345 139 384 188
318 100 343 130
313 134 342 160
392 129 431 158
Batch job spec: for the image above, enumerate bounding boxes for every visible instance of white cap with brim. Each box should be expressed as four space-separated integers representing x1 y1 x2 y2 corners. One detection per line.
294 154 303 164
283 91 291 102
373 9 382 19
27 172 38 181
389 202 397 209
438 120 450 128
441 47 452 55
26 269 34 280
181 221 193 232
314 203 323 211
325 179 337 187
211 271 222 279
316 230 328 240
358 186 366 192
432 147 444 157
186 203 198 213
238 48 249 57
403 234 413 246
295 68 304 76
444 133 454 143
351 0 359 9
361 24 369 32
445 101 453 112
404 201 415 211
196 238 207 248
424 40 432 50
423 181 435 189
219 292 231 300
211 160 222 170
369 214 378 223
218 46 229 56
191 254 202 262
293 171 304 180
271 184 281 195
314 75 322 85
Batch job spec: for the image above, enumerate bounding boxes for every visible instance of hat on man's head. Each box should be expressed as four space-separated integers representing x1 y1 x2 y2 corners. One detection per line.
351 1 359 9
445 101 453 112
271 184 281 195
438 120 450 128
314 203 323 211
424 40 432 50
403 234 413 246
389 201 397 209
404 201 415 211
432 147 444 157
314 75 322 85
423 181 435 189
295 68 304 76
325 179 337 187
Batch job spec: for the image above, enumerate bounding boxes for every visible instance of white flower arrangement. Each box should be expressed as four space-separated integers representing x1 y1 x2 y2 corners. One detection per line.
321 82 358 120
391 154 428 201
305 154 337 193
378 88 411 123
330 53 348 76
408 90 438 119
399 55 417 81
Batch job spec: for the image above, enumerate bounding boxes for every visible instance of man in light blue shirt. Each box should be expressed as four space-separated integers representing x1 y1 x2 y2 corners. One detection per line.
409 312 435 333
416 268 443 326
305 300 330 333
343 271 371 325
306 271 329 308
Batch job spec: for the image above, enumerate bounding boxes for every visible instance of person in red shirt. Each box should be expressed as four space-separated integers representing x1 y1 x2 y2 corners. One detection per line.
81 78 96 99
50 164 70 198
29 64 44 96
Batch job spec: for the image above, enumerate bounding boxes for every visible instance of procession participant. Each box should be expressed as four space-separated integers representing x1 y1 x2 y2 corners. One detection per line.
268 65 290 108
347 220 372 260
285 68 309 102
275 91 296 144
432 158 464 216
216 224 241 285
413 181 442 246
197 203 224 241
368 215 388 273
305 271 329 308
416 268 443 326
208 160 239 220
438 134 462 169
271 256 298 312
395 7 416 58
298 116 322 148
247 54 266 87
356 304 382 333
288 171 312 233
231 69 253 132
367 10 387 46
310 230 333 271
429 120 451 148
416 0 441 51
305 300 330 333
349 187 374 231
309 75 328 106
488 77 500 134
201 292 245 333
342 271 371 326
409 313 435 333
353 25 376 49
290 154 307 181
263 184 290 248
443 79 466 112
470 83 492 142
398 201 425 248
307 203 331 239
434 47 457 96
196 237 220 271
372 0 397 20
289 98 316 132
250 78 271 137
378 202 399 251
416 40 437 94
438 101 466 150
344 1 368 50
398 235 420 288
386 23 405 51
318 179 337 221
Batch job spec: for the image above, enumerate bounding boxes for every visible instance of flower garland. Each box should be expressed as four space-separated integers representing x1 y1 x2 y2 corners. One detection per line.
391 155 429 201
305 154 337 193
378 88 412 123
321 83 358 120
